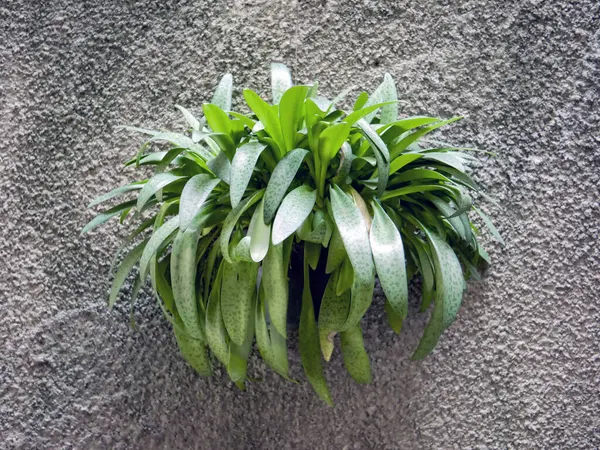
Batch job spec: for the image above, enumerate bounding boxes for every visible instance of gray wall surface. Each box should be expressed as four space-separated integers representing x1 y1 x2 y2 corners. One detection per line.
1 0 599 448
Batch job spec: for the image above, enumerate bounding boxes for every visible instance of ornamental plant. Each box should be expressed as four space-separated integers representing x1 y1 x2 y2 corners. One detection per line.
83 63 502 404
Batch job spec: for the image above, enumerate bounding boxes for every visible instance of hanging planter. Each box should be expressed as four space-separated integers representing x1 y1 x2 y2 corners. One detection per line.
83 63 502 404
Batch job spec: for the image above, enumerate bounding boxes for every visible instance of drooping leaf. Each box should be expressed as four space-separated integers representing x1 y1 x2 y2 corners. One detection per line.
175 104 200 131
384 300 403 334
221 260 259 346
474 206 505 245
205 263 229 365
389 153 423 175
81 199 137 235
263 148 309 224
325 226 346 274
179 174 220 231
390 117 463 160
318 270 350 361
355 119 389 196
174 327 212 376
227 287 256 390
369 201 408 321
299 249 333 405
230 141 267 208
108 238 149 308
138 216 180 281
255 284 289 377
261 242 289 338
412 227 465 359
272 185 317 245
220 189 265 263
340 323 372 384
329 185 375 330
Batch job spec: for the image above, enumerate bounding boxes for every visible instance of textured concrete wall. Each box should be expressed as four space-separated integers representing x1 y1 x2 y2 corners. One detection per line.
1 0 599 448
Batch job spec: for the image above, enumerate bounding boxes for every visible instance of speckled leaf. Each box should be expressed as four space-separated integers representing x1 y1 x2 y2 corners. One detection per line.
329 185 375 330
108 238 149 308
211 73 233 112
261 242 288 338
272 185 317 245
412 237 435 312
207 151 231 184
369 201 408 321
138 216 180 281
136 172 187 211
412 228 465 360
336 257 354 296
179 174 220 231
318 271 351 361
221 260 259 346
325 226 346 274
88 181 145 207
384 300 403 334
299 251 333 405
332 142 355 185
426 194 467 241
264 148 309 224
355 119 389 196
220 189 264 263
305 242 321 270
227 289 256 390
175 104 200 131
230 141 267 208
340 323 372 384
81 199 137 234
363 73 398 124
173 328 212 376
171 226 206 341
255 284 289 377
205 263 229 365
279 86 309 152
271 62 292 105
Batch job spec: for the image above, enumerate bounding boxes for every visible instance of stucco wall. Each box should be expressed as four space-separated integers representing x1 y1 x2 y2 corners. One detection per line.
1 0 599 448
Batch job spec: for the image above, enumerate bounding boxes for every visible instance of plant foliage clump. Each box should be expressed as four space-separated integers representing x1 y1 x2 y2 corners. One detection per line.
83 63 502 404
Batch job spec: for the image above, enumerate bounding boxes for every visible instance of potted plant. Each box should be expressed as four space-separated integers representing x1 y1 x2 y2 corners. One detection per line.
83 63 502 404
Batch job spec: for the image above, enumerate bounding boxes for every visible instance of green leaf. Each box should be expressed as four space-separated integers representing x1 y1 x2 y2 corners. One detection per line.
318 122 351 162
369 201 408 321
272 185 317 245
355 119 389 196
211 73 233 112
230 141 267 208
261 242 289 338
392 168 452 184
138 216 180 281
263 148 308 224
279 85 309 152
318 270 350 361
207 151 231 184
384 300 403 334
248 198 271 262
255 284 289 378
299 249 333 405
243 89 286 153
474 206 505 245
344 101 396 126
179 174 220 231
137 172 187 211
203 103 232 136
325 226 346 274
171 210 215 340
205 263 229 366
271 62 293 104
336 257 354 296
81 199 137 234
173 327 212 376
353 91 369 111
332 142 355 185
227 288 256 390
412 228 465 359
88 182 145 208
426 194 468 241
389 153 423 175
220 190 265 263
305 241 321 270
340 323 372 384
329 185 375 330
390 117 463 160
221 260 259 346
175 104 200 131
422 152 468 172
380 184 455 201
367 73 397 124
108 238 149 308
